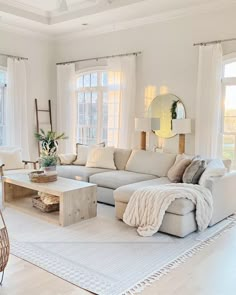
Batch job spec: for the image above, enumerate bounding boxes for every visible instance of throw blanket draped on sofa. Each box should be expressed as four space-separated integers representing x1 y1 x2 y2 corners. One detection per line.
123 184 213 237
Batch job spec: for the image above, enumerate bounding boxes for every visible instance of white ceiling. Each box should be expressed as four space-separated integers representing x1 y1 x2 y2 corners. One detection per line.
0 0 235 40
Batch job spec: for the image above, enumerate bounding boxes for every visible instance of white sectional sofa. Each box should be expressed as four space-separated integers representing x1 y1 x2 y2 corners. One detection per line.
57 148 236 237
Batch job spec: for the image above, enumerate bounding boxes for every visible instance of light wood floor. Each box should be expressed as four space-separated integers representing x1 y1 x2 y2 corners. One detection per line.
1 225 236 295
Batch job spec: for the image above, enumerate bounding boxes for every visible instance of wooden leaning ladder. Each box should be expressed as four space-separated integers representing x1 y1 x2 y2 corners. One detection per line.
35 98 53 156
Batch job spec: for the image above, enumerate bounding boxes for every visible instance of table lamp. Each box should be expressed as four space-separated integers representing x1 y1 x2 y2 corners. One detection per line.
172 119 191 154
135 117 160 150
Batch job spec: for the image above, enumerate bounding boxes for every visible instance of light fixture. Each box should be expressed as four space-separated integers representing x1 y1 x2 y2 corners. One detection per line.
135 117 160 150
172 119 191 154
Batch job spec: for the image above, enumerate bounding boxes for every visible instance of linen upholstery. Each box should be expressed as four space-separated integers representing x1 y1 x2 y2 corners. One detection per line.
0 148 23 170
89 170 156 190
114 178 195 215
125 150 176 177
114 148 132 170
56 165 111 182
73 142 105 165
182 160 207 184
115 202 197 237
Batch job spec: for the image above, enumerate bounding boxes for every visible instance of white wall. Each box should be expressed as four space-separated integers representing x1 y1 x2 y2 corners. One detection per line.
0 30 54 159
55 7 236 155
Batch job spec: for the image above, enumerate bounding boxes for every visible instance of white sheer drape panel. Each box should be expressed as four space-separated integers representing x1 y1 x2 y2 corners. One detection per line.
57 64 76 153
6 58 30 159
107 55 136 149
195 44 223 158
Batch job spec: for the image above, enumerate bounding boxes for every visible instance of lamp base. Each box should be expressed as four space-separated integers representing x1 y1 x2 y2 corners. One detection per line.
179 134 185 154
140 131 146 150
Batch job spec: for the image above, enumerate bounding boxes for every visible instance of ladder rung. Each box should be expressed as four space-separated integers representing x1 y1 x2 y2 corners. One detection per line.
38 110 50 112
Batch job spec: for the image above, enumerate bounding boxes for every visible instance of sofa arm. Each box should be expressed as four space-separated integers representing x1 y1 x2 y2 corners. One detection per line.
209 172 236 226
22 160 38 170
0 164 5 177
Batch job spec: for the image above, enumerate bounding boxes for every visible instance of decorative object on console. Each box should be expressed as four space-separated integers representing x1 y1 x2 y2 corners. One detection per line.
135 117 160 150
172 119 192 154
0 209 10 285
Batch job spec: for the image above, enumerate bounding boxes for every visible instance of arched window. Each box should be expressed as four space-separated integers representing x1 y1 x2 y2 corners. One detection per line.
222 54 236 169
75 69 120 146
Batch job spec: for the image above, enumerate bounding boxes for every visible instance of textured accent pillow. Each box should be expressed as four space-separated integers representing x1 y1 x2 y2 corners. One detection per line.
114 148 132 170
73 142 105 165
125 150 176 177
58 153 77 165
86 147 116 170
0 148 23 170
182 160 207 184
167 157 192 183
199 159 227 187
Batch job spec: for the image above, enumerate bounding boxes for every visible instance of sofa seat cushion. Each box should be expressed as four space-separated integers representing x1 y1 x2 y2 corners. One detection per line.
114 178 195 216
89 171 157 190
56 165 111 182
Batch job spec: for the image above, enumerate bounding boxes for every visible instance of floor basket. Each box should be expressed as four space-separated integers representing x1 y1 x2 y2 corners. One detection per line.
0 209 10 285
32 196 59 213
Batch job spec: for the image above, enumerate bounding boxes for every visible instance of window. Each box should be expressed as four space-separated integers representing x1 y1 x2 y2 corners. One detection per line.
76 70 120 146
0 68 6 146
222 57 236 169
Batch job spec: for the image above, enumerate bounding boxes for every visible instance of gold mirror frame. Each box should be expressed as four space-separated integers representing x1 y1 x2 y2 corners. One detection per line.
148 93 186 138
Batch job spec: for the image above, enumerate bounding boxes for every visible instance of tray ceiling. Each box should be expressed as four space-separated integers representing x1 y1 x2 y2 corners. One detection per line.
0 0 235 40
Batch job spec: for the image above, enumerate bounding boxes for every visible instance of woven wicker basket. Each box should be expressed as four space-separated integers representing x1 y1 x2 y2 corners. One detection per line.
29 171 57 183
0 209 10 285
32 196 59 213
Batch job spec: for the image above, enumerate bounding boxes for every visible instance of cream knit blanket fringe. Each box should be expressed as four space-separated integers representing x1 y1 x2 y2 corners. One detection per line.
123 183 213 237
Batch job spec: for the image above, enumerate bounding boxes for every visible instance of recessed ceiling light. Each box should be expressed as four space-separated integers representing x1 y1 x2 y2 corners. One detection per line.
82 23 88 26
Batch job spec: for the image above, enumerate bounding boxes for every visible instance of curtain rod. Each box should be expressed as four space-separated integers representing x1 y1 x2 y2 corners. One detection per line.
0 53 28 60
56 51 142 65
193 37 236 46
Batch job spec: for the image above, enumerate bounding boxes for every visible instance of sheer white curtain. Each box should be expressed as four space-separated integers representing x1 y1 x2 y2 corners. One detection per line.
6 58 30 159
107 55 136 149
57 64 76 153
195 44 223 158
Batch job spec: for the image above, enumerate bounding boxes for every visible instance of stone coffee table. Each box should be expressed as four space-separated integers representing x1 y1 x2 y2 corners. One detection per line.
2 174 97 226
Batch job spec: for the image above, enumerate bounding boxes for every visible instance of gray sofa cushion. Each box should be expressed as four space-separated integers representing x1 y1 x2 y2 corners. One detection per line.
125 150 176 177
114 148 132 170
89 170 157 190
114 177 195 216
56 165 111 182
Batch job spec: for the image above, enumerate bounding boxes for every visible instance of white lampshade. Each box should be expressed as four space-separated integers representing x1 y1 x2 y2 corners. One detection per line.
135 117 160 132
172 119 191 134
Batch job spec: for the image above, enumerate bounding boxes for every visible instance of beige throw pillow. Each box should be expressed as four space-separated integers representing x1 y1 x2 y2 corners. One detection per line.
167 157 192 183
73 142 105 165
58 154 77 165
199 159 227 187
86 147 116 170
183 160 207 184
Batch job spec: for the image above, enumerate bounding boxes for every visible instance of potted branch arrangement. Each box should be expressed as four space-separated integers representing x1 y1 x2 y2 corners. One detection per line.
30 129 67 182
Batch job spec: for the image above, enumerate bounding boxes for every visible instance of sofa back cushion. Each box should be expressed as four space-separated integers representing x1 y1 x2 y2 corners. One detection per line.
114 148 132 170
125 150 176 177
86 146 116 170
73 142 105 165
183 160 207 184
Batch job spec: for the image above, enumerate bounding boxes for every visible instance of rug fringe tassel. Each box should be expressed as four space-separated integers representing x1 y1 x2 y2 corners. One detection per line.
121 217 236 295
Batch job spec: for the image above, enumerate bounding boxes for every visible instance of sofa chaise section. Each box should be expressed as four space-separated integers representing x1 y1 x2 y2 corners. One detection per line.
90 171 157 205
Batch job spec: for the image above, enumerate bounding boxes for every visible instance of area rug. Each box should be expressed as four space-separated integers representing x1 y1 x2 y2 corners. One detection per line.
3 205 236 295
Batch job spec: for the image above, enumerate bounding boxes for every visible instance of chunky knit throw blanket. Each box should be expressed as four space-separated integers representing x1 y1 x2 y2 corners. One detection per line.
123 183 213 237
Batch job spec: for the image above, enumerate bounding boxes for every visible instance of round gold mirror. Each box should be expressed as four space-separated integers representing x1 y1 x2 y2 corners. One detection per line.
148 94 185 138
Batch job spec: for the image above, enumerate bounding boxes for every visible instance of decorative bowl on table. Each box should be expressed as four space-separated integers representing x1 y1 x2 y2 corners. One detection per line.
28 170 57 183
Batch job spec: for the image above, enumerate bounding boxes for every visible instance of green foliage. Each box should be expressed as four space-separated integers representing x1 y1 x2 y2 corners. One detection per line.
39 154 58 168
34 129 67 155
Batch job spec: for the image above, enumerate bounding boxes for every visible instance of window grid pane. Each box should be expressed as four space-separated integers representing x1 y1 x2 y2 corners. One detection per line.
76 71 120 146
